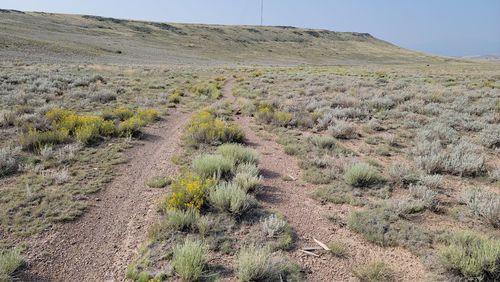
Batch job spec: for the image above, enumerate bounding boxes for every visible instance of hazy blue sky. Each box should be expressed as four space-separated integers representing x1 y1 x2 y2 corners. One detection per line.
1 0 499 56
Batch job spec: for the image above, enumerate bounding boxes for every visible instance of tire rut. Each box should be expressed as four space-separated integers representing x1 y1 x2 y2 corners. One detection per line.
223 79 429 281
20 109 192 282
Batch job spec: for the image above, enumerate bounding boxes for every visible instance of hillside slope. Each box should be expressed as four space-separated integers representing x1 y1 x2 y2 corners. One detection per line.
0 9 446 65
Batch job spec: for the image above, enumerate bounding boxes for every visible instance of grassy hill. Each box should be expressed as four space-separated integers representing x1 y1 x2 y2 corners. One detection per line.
0 9 448 65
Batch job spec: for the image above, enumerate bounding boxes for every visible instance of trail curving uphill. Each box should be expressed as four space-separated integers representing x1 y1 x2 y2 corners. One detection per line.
20 109 192 282
223 79 429 281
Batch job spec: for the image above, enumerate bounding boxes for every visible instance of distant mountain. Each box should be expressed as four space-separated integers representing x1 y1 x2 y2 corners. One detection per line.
0 9 449 65
461 55 500 61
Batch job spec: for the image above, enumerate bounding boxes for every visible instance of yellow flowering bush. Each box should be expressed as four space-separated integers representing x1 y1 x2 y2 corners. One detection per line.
137 109 159 123
185 110 244 146
167 173 215 211
113 107 134 121
255 103 274 124
272 111 293 127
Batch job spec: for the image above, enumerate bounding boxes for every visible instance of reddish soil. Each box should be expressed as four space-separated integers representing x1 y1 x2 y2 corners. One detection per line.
224 79 430 281
18 109 192 282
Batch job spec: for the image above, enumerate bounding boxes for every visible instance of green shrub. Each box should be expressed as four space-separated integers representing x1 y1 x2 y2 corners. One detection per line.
0 248 24 281
192 154 234 180
352 261 393 282
439 231 499 280
208 182 252 215
237 244 276 282
172 239 207 282
146 175 171 188
217 144 258 165
344 163 384 187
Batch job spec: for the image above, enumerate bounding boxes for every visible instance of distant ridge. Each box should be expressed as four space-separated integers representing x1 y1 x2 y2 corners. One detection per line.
0 10 449 65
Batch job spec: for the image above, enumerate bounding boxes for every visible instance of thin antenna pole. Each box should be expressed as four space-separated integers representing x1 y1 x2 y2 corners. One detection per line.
260 0 264 25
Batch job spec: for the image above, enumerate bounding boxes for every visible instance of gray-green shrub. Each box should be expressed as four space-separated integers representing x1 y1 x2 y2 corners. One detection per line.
463 188 500 227
208 182 252 214
237 244 278 282
172 239 207 281
344 163 384 187
192 154 233 179
217 143 258 165
0 148 18 178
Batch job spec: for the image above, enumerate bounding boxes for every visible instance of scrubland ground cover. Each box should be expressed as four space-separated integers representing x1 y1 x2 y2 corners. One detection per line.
232 64 500 281
0 62 223 280
127 105 301 281
1 59 499 281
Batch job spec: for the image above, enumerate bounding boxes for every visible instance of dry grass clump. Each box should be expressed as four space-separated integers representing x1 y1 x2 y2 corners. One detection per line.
0 248 24 282
439 231 499 280
463 188 500 227
146 175 172 188
327 241 347 257
352 261 394 282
